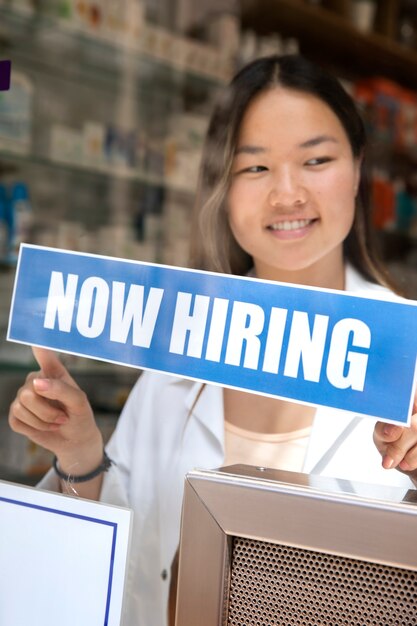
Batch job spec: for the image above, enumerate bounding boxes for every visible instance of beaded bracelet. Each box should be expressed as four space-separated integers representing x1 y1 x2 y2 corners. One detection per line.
52 450 113 483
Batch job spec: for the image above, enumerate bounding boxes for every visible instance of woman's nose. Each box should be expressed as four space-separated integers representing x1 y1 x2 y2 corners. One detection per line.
268 171 308 208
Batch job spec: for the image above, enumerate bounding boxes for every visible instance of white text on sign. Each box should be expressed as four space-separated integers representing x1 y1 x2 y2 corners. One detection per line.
44 271 371 391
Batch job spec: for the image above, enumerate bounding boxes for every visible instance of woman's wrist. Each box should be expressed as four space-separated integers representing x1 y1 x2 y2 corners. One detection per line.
53 450 113 483
54 431 105 478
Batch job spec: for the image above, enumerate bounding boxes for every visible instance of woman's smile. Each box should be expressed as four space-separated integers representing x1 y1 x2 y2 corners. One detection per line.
267 217 318 238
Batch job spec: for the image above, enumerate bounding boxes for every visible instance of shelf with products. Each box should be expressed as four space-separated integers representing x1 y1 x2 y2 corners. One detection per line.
0 146 198 195
0 5 214 267
353 77 417 260
240 0 417 90
0 3 233 85
0 7 218 204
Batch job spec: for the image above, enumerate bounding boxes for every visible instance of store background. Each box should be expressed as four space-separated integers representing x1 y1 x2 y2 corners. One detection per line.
0 0 416 484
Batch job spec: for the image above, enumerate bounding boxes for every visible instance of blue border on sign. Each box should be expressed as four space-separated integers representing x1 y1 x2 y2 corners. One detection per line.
0 496 117 626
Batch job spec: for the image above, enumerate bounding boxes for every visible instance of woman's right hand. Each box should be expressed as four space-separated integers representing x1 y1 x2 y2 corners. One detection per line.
8 346 104 479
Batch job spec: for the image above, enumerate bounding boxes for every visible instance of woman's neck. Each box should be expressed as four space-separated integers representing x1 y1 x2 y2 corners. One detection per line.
254 256 346 291
224 388 315 434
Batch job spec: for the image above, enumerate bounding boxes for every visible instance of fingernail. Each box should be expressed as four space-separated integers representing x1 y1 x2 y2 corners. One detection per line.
54 415 68 425
33 378 49 391
383 455 395 469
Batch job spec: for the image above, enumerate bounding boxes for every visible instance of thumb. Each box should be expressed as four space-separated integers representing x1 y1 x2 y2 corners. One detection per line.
32 346 68 380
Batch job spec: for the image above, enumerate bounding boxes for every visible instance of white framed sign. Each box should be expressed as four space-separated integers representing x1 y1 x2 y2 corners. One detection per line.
0 479 132 626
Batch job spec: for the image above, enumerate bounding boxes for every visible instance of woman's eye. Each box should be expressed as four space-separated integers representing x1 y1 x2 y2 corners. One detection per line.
305 156 333 166
238 165 268 174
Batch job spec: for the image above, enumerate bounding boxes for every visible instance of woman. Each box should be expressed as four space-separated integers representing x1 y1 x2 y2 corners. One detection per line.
9 55 417 626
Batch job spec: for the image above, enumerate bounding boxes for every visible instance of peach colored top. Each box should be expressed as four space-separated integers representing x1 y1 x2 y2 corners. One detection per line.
224 420 312 472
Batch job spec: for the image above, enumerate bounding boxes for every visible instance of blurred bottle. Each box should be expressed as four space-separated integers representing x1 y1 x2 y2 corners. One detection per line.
0 183 9 264
9 181 33 262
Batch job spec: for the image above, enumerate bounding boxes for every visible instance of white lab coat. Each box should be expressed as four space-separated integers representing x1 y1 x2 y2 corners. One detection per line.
39 265 413 626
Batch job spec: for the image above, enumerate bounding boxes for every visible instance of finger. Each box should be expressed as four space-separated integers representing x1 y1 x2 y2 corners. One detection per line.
382 435 415 470
398 445 417 472
374 421 404 445
32 377 88 415
9 399 65 433
17 386 69 424
32 346 68 380
9 410 61 442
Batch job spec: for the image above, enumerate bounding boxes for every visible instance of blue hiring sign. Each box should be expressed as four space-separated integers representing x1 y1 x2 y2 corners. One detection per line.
8 244 417 425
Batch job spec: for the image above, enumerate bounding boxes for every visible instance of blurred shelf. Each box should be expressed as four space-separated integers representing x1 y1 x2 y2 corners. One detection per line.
240 0 417 90
0 352 142 381
0 5 231 91
0 148 196 195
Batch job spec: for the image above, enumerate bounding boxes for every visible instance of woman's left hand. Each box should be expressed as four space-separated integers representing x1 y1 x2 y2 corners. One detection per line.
373 402 417 482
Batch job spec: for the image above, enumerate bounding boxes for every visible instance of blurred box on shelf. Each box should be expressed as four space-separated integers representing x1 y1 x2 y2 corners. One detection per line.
206 11 240 60
6 0 36 14
354 77 417 150
165 112 208 190
131 240 158 263
104 125 140 170
50 123 83 165
102 0 145 40
95 223 138 258
160 199 192 267
83 121 106 167
144 137 165 177
350 0 377 34
0 71 33 155
56 220 87 251
139 23 231 81
60 0 145 41
161 236 190 268
142 25 177 63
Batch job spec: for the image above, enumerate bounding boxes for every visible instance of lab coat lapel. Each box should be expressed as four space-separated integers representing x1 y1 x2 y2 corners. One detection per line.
184 382 225 455
157 381 225 580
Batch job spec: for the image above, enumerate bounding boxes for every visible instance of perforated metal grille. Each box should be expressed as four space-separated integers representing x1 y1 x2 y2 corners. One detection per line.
227 538 417 625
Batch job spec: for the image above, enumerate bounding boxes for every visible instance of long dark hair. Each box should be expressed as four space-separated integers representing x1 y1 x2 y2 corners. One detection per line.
189 54 396 290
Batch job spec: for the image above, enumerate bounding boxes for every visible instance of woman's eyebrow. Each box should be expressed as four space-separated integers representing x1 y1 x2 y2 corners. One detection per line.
299 135 339 148
234 144 266 155
235 135 339 155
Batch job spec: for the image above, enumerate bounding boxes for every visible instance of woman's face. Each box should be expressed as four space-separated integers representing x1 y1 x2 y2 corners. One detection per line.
227 87 361 288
